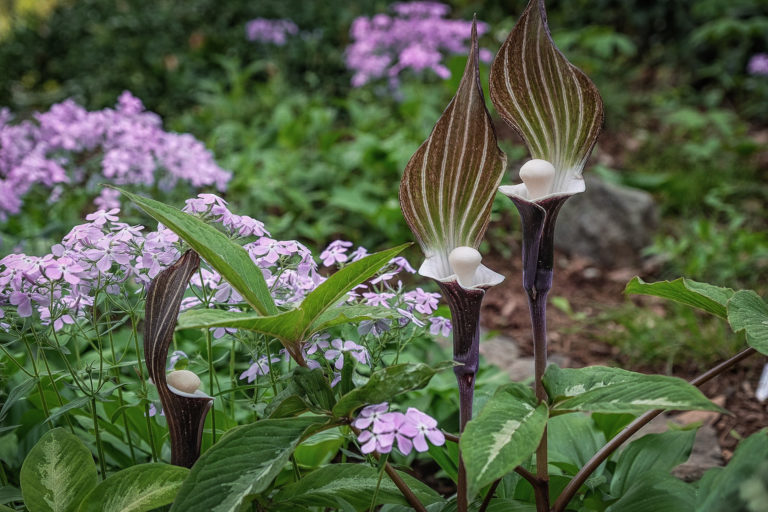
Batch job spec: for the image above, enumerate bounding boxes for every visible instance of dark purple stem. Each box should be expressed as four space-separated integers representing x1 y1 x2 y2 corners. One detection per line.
437 281 486 512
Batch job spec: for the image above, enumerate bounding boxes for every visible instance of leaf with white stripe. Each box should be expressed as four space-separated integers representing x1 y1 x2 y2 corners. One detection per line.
460 383 548 498
543 365 725 415
490 0 603 193
400 19 506 256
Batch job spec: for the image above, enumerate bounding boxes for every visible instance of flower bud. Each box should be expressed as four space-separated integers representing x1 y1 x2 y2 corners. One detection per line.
167 370 201 394
448 246 482 288
519 159 555 200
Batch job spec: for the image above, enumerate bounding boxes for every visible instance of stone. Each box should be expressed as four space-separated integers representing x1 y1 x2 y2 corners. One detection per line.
554 176 658 268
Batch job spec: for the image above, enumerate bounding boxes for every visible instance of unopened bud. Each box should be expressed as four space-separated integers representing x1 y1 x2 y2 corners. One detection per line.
448 246 482 288
167 370 201 394
519 159 555 200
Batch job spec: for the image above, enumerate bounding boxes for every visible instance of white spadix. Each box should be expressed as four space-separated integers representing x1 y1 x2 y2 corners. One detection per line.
448 246 483 288
167 370 201 394
519 159 555 200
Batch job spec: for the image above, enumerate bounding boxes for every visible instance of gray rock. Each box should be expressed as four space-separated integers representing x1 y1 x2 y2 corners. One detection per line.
554 176 658 268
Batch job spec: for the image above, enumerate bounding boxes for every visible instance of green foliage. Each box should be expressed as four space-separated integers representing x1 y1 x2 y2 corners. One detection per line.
271 464 444 510
625 277 733 319
77 463 188 512
170 416 329 512
20 428 98 512
728 290 768 355
543 365 724 414
460 383 548 498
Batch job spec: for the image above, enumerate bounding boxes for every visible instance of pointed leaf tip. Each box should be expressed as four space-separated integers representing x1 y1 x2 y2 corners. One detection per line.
490 0 604 192
400 18 507 262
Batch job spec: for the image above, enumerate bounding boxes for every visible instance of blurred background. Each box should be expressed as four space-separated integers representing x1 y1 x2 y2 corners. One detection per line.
0 0 766 374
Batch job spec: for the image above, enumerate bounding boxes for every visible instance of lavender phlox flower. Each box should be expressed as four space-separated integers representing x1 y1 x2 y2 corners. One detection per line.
363 291 395 308
353 402 393 431
147 403 165 417
247 237 299 265
403 287 440 314
346 2 490 88
403 407 445 452
245 18 299 45
167 350 188 371
389 256 416 273
320 240 353 267
183 193 227 215
396 307 426 327
357 429 395 454
84 236 132 273
323 339 370 369
748 53 768 76
10 291 33 317
429 316 452 337
94 188 121 210
85 208 120 226
39 255 83 285
239 354 282 382
349 246 369 262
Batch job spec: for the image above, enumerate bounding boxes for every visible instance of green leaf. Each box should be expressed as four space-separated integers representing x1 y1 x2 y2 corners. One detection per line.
299 244 408 324
177 308 301 343
170 416 328 512
400 21 507 254
543 365 724 415
271 464 443 510
0 377 37 423
625 277 734 319
461 384 548 498
310 305 394 332
591 413 636 441
547 413 606 477
20 428 98 512
490 0 603 193
605 472 695 512
610 429 696 496
293 428 345 468
696 430 768 512
116 188 277 315
727 290 768 355
292 367 336 412
77 464 188 512
0 486 22 505
333 362 453 417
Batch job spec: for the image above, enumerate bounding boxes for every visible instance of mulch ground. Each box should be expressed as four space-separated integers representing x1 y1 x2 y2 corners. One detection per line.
479 248 768 457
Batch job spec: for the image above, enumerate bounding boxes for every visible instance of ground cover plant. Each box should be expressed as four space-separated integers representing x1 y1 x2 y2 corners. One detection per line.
1 1 768 511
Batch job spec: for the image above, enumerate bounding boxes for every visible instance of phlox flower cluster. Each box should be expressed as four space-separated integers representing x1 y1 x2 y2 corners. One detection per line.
245 18 299 45
353 402 446 455
748 54 768 76
345 1 491 88
0 92 231 220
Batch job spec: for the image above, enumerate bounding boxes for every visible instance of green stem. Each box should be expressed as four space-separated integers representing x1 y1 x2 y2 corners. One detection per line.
22 336 52 427
206 329 216 444
38 344 75 433
106 317 136 464
91 398 107 479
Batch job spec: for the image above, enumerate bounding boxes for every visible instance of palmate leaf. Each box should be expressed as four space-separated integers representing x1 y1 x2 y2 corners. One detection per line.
490 0 603 194
399 20 506 255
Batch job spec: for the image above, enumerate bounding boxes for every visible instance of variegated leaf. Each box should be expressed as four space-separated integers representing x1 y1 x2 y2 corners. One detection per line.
490 0 603 193
400 19 507 255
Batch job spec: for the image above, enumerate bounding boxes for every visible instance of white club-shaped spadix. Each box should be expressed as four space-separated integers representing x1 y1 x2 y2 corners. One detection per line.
167 370 201 394
519 159 555 200
449 246 483 289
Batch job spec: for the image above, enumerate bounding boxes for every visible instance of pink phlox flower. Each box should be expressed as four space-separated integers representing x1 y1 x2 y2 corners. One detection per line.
320 240 353 267
363 291 394 308
111 222 144 242
403 288 440 314
182 193 227 214
245 18 299 45
353 402 393 432
9 291 33 317
324 339 370 369
383 411 415 455
403 407 445 452
147 403 165 417
370 270 397 284
179 296 202 311
40 255 84 285
748 53 768 76
39 306 75 331
85 208 120 226
357 429 395 454
429 316 452 337
226 214 268 238
85 237 132 273
94 188 121 211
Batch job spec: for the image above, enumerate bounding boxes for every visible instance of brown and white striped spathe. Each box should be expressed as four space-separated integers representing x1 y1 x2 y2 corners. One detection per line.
490 0 604 194
399 19 507 259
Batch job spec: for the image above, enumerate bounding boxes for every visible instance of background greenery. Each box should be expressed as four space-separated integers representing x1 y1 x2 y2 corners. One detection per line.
0 0 766 364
